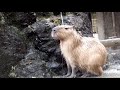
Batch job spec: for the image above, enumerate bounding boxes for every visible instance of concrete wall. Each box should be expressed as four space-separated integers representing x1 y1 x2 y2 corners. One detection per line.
96 12 120 40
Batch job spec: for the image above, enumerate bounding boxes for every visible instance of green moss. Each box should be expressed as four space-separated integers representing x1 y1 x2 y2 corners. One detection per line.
53 19 61 25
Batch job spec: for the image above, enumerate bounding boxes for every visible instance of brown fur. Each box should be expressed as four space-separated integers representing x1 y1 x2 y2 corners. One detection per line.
51 25 107 77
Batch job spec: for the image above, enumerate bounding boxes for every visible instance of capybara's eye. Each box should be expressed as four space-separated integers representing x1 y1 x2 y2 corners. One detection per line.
65 28 69 30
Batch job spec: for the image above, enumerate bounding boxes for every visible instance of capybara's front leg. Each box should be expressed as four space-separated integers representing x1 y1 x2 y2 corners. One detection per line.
67 65 76 78
64 61 71 77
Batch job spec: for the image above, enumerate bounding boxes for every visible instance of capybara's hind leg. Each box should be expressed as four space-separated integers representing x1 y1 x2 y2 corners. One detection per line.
81 72 93 78
91 66 103 76
95 66 103 76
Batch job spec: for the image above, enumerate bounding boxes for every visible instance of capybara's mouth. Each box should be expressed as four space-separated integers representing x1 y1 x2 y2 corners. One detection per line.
51 31 58 39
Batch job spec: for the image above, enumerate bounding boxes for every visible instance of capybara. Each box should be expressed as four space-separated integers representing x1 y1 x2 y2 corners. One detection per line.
51 25 107 78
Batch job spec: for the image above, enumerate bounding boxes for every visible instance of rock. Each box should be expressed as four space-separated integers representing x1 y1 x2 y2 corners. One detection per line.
3 12 36 29
10 19 64 78
0 25 27 77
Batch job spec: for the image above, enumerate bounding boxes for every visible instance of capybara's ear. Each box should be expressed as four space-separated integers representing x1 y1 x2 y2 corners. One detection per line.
72 25 76 30
78 31 82 36
72 26 77 31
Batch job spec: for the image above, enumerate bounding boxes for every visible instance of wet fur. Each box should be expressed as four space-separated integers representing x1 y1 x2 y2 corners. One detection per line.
51 25 107 77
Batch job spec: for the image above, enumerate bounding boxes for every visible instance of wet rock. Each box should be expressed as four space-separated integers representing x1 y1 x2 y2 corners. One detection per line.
3 12 36 29
0 25 27 77
10 19 64 78
46 61 60 69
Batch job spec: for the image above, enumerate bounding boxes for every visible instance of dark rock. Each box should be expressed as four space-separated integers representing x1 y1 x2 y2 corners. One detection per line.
9 19 63 78
36 12 53 17
46 61 60 68
3 12 36 29
0 25 27 77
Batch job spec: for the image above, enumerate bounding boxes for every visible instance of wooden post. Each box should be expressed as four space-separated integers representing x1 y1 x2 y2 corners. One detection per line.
112 12 116 37
114 12 120 38
96 12 105 40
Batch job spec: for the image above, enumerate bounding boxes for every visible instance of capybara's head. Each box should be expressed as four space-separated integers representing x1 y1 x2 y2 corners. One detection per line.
51 25 74 40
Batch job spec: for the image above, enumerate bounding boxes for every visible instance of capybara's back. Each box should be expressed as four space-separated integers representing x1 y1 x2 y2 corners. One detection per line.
74 37 107 76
